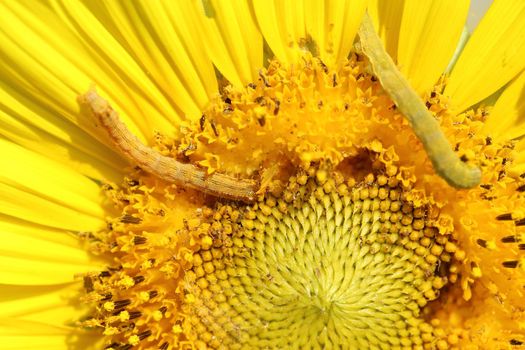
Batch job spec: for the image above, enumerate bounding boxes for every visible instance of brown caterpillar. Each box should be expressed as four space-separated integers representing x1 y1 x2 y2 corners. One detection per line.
357 13 481 189
80 90 257 202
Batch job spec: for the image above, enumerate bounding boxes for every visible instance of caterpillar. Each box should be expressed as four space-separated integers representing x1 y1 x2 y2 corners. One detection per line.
357 13 481 189
80 90 257 202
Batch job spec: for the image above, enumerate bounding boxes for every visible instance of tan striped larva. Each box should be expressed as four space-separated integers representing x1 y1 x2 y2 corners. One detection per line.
80 90 257 202
357 13 481 189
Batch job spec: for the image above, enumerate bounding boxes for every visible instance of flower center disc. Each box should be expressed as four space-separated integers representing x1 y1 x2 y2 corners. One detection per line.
184 170 448 349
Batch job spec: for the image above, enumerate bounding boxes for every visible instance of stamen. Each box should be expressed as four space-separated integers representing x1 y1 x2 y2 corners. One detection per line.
476 238 487 248
501 235 517 243
138 330 152 340
120 214 142 224
114 299 131 309
83 276 94 292
496 213 513 221
516 218 525 226
357 14 482 189
128 311 142 320
133 236 147 245
133 276 145 284
79 90 257 202
502 261 519 268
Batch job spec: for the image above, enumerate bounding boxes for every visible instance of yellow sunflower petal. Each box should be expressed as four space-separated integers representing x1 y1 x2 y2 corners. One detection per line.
0 283 92 328
0 84 125 183
396 0 470 94
512 140 525 176
445 0 525 111
0 0 145 140
253 0 367 66
483 69 525 141
0 0 208 144
0 139 105 231
196 0 263 87
0 251 91 286
0 214 100 285
368 0 404 61
0 318 100 350
49 0 189 133
98 1 218 113
251 0 300 64
324 0 369 65
0 214 96 251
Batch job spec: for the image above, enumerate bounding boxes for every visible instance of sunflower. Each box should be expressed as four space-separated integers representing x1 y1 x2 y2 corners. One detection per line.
1 0 525 349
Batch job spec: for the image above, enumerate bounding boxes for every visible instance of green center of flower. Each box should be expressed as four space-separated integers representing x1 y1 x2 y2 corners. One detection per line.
183 169 449 349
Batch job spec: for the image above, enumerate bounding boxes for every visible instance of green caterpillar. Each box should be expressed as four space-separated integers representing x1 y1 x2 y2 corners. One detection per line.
357 14 481 189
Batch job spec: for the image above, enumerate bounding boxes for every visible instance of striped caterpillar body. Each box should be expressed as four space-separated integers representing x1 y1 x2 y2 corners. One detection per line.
80 90 257 202
357 14 481 189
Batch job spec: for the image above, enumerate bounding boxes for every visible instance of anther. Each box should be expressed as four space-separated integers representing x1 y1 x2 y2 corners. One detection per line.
476 239 487 248
210 119 219 136
199 114 206 131
83 276 94 292
502 261 519 268
133 276 145 284
133 236 147 245
259 70 271 87
114 299 132 309
515 218 525 226
496 213 513 221
101 293 113 301
128 311 142 320
138 330 152 340
127 179 139 186
273 100 281 115
501 235 517 243
121 214 142 224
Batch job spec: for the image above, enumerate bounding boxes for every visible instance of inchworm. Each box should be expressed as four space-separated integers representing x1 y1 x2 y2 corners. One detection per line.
80 90 257 202
357 14 481 189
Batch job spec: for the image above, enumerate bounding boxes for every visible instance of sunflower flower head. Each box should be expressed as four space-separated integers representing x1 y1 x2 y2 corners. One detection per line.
78 44 521 350
2 1 525 350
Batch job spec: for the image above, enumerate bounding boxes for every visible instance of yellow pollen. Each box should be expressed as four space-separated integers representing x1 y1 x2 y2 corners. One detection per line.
128 335 140 346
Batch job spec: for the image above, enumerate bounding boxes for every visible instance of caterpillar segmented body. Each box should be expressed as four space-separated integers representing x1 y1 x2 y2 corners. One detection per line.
80 90 257 202
357 14 481 189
